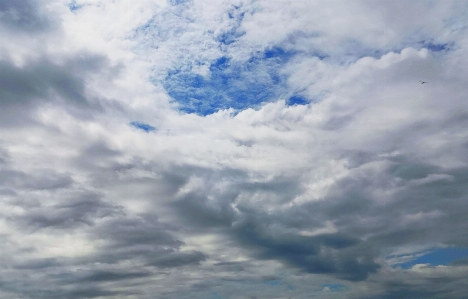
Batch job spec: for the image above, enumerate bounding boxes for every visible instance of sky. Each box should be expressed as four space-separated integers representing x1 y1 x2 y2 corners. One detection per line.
1 0 468 298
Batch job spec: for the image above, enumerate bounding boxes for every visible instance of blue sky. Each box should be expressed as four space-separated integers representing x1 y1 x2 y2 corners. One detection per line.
130 121 156 132
162 47 305 115
396 247 468 269
1 1 468 299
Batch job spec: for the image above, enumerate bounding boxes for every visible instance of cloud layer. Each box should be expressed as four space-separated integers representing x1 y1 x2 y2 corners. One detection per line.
1 0 468 298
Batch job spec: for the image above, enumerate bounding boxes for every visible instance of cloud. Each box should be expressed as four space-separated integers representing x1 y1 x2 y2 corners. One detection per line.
231 218 379 281
1 0 468 298
14 193 119 230
0 0 54 33
0 53 116 127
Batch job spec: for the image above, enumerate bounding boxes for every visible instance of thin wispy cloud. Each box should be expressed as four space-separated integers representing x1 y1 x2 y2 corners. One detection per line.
1 0 468 298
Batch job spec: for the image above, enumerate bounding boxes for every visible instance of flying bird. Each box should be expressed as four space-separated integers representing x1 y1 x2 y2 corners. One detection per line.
420 81 428 84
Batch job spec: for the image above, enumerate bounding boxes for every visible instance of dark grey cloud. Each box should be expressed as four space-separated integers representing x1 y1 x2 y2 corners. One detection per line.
0 169 74 191
14 193 121 230
96 215 182 249
0 0 54 33
230 214 379 281
0 188 17 196
354 266 468 299
0 53 120 126
450 258 468 266
213 261 246 272
159 149 468 286
79 213 209 270
1 265 144 299
0 207 209 298
172 190 238 228
170 171 303 228
11 148 460 298
72 141 123 171
0 147 77 210
74 269 152 283
42 286 132 299
13 257 61 270
0 55 99 105
319 162 468 249
167 168 381 281
147 250 207 268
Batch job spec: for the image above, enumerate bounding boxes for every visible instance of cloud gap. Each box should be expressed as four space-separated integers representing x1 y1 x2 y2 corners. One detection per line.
163 47 302 115
130 121 156 132
394 247 468 269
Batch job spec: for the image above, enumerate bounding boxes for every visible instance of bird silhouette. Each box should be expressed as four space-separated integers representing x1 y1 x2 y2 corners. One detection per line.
420 81 428 84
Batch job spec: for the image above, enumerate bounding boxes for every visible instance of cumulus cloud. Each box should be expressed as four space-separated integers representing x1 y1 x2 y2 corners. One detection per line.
1 0 468 298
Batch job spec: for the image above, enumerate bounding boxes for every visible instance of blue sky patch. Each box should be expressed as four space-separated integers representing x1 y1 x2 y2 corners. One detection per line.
163 48 296 115
68 0 83 11
130 121 156 132
264 47 296 61
263 280 281 286
217 5 246 45
321 284 347 292
396 247 468 269
286 95 308 106
169 0 190 5
419 40 451 52
217 27 245 46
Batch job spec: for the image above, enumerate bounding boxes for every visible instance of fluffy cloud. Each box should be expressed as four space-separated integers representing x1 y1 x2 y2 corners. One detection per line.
1 0 468 298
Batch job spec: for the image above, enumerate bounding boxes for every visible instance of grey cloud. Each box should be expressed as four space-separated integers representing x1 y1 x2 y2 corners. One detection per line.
0 188 16 196
23 175 73 190
213 261 246 272
284 157 468 288
80 144 468 295
163 152 468 284
365 285 448 299
0 167 73 191
387 160 441 180
86 214 210 270
5 281 135 299
13 258 61 270
20 174 73 192
0 0 54 33
172 191 238 228
450 258 468 266
231 217 379 281
1 209 209 298
50 287 130 299
14 193 121 230
0 54 115 126
170 171 303 229
0 59 86 105
355 267 468 299
321 113 356 131
147 250 207 268
0 146 9 165
261 275 281 282
237 177 305 204
166 169 382 281
73 141 123 171
74 270 152 283
96 215 183 250
1 0 468 298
